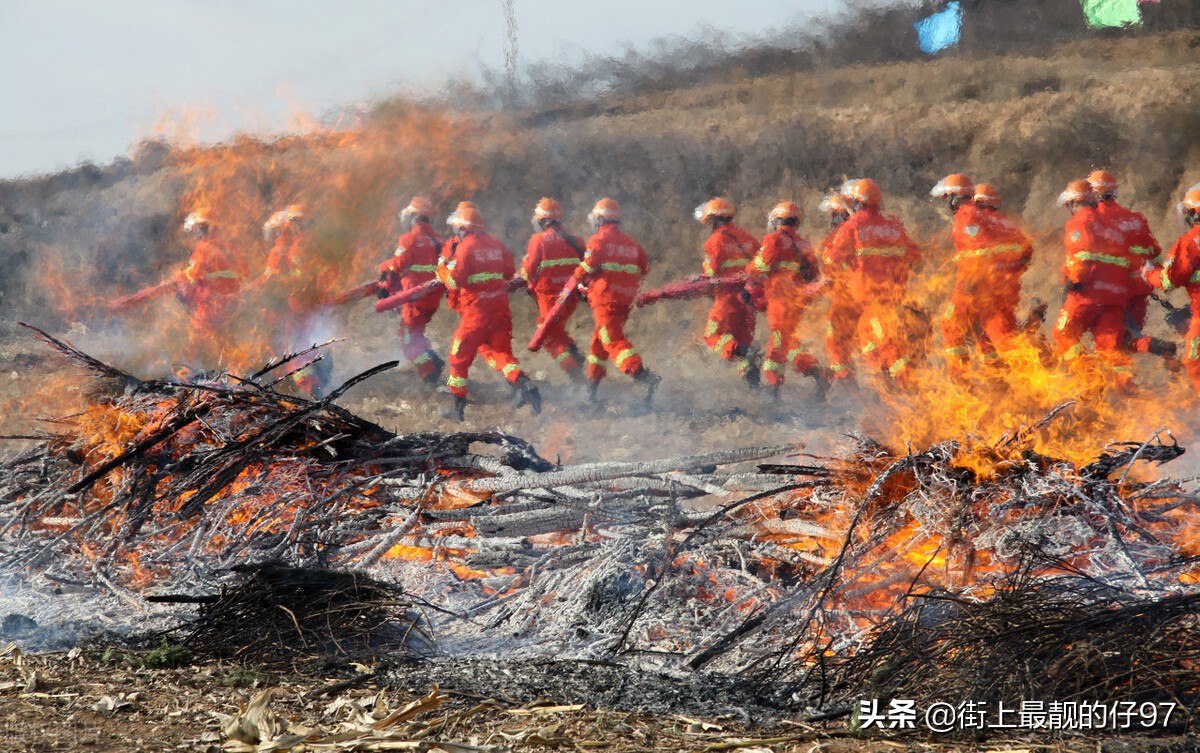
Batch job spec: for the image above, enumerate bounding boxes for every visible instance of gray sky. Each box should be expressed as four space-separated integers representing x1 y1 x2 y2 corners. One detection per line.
0 0 854 179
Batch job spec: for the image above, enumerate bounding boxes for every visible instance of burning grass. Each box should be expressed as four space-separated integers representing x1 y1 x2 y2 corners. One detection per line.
5 327 1200 735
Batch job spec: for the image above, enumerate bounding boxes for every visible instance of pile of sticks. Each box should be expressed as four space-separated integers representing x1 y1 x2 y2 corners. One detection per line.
154 562 427 665
830 568 1200 727
4 324 1200 717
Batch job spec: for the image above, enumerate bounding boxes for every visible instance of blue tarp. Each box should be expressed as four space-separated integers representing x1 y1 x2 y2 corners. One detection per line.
915 1 963 55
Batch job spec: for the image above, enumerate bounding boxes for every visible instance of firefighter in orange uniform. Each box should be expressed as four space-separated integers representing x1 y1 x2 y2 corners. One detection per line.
179 209 247 365
439 202 541 421
261 204 338 397
1148 184 1200 391
823 179 921 384
1088 169 1163 355
749 201 824 396
378 197 445 385
933 175 1033 376
522 197 586 381
1052 179 1137 391
695 197 762 388
569 198 660 406
820 191 857 382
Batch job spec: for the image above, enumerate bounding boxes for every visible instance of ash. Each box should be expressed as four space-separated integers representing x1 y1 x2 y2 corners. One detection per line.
3 328 1200 721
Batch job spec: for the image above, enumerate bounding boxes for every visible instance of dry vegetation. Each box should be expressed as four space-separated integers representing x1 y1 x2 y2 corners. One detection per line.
4 14 1200 752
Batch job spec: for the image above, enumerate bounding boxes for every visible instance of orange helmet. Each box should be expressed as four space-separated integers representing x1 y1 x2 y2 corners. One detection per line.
447 201 485 231
819 193 848 215
768 201 803 225
930 173 974 199
973 183 1002 209
588 197 621 228
400 196 434 230
1057 179 1096 208
533 197 563 222
694 197 736 223
1178 183 1200 214
183 209 213 234
1087 169 1119 196
263 209 288 240
846 178 882 208
403 196 434 217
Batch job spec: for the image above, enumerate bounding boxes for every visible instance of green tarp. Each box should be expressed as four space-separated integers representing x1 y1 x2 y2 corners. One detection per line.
1080 0 1142 27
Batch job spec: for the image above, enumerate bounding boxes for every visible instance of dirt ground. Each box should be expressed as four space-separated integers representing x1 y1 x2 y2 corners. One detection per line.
2 646 1197 753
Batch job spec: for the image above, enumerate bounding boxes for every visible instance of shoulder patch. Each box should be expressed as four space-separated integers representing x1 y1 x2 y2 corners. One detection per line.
1070 231 1081 242
964 225 980 237
394 245 406 256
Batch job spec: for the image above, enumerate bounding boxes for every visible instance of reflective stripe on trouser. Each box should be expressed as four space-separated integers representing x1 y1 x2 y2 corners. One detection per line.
446 307 524 398
825 294 861 376
401 297 441 379
1183 311 1200 394
855 301 907 374
1052 294 1133 374
588 302 641 381
764 301 812 387
534 291 580 373
705 295 755 370
940 289 1019 371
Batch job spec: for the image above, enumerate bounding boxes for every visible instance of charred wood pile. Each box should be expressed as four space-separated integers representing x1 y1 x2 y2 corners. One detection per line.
3 323 1200 727
151 563 429 666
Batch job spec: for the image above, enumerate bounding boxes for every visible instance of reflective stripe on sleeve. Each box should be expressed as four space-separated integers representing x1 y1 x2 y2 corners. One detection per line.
1072 251 1130 268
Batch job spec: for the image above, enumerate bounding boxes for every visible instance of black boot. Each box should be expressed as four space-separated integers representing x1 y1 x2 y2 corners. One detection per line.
810 366 830 401
565 345 587 384
513 375 542 415
586 378 602 405
423 351 446 385
444 394 467 422
734 345 761 390
632 368 661 407
742 355 761 391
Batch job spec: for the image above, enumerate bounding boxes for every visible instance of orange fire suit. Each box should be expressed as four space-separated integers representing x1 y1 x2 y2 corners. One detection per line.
1149 225 1200 391
570 224 649 382
523 227 584 374
750 226 821 386
702 224 760 376
1052 206 1136 386
180 233 246 363
263 232 339 396
442 231 527 399
380 221 445 380
822 232 859 380
823 207 921 381
941 203 1033 374
1097 199 1161 352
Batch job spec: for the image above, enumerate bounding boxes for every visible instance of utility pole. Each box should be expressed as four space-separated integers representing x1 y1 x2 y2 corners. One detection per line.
503 0 518 107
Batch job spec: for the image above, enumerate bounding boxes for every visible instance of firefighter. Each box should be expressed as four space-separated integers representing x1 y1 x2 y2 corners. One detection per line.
695 197 762 388
820 191 857 382
521 197 586 381
378 197 446 385
569 198 660 406
261 204 338 397
439 202 541 421
1088 169 1164 355
823 179 921 384
749 201 824 396
1052 179 1137 391
1147 184 1200 391
179 209 247 366
933 175 1033 376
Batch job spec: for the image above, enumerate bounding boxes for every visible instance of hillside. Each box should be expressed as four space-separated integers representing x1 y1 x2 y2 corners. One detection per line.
0 27 1198 463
